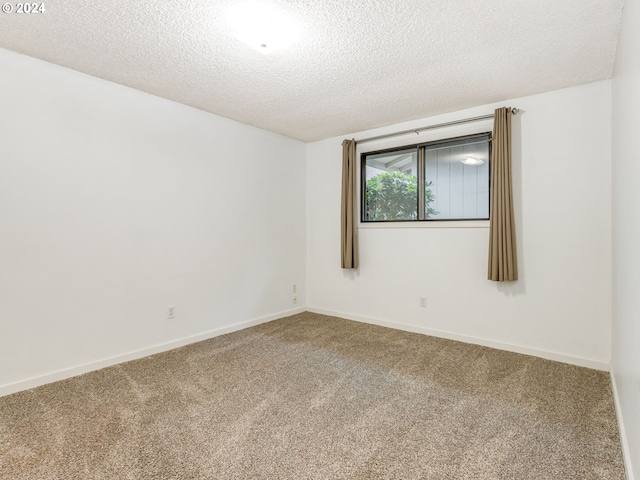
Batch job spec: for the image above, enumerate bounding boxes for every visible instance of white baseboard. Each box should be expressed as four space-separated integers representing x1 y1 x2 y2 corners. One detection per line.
307 307 610 372
0 307 305 398
0 305 611 392
610 370 635 480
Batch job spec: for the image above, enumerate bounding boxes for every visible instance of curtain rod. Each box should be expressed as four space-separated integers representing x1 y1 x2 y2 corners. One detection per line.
355 108 519 145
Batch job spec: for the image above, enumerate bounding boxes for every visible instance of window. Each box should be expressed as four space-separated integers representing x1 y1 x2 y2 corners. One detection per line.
361 132 491 222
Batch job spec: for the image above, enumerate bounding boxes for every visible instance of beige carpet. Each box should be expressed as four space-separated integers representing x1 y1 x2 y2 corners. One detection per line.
0 312 626 479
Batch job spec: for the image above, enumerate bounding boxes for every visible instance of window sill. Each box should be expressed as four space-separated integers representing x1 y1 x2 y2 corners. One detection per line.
358 220 490 229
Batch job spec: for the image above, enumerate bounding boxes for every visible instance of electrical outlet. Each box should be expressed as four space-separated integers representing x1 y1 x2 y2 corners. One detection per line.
292 295 297 305
292 284 297 294
167 305 175 319
419 297 427 308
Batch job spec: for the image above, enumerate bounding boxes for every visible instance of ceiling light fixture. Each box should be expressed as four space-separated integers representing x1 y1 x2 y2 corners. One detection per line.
228 1 300 55
460 157 485 166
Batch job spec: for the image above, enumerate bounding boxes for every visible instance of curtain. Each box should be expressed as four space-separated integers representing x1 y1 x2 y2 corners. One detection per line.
341 139 359 269
488 107 518 281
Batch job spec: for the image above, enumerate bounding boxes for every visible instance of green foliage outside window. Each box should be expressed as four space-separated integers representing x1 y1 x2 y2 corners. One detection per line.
365 171 439 221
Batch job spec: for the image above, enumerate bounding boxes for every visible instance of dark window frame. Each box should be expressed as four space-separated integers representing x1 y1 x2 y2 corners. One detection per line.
360 132 492 223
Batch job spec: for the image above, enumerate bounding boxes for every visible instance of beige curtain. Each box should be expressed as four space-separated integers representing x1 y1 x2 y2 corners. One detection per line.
488 107 518 281
341 139 359 269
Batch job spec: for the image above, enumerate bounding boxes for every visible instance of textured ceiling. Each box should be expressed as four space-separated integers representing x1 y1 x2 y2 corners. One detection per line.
0 0 623 142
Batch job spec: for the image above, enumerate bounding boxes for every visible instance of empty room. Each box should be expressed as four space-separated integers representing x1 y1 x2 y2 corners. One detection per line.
0 0 638 478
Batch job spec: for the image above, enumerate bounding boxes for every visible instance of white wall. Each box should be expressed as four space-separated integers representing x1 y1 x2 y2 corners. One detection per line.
0 49 306 394
307 81 612 370
612 0 640 475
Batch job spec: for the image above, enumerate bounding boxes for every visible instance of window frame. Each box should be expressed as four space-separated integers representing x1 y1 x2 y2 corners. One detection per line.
360 132 492 224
